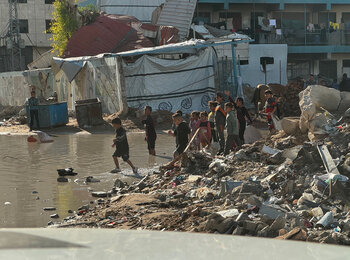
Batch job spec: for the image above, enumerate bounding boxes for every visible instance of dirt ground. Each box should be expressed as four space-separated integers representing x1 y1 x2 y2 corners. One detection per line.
0 108 174 135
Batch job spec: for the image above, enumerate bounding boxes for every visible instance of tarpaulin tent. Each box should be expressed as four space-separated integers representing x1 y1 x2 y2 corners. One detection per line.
123 47 217 113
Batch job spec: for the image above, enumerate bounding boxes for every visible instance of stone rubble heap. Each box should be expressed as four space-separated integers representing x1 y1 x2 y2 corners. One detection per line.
55 107 350 246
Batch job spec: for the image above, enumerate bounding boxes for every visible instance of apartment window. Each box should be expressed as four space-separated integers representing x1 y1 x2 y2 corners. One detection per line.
17 0 27 3
193 12 211 24
343 60 350 67
287 61 310 80
45 0 54 4
240 60 249 65
45 20 52 33
219 12 242 30
19 19 28 33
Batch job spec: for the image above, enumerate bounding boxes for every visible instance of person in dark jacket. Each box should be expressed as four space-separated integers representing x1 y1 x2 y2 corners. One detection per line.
339 73 350 92
167 113 191 166
215 92 226 154
28 90 40 131
141 106 157 156
235 97 252 144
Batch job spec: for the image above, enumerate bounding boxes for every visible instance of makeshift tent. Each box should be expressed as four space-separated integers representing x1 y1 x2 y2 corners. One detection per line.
123 48 217 113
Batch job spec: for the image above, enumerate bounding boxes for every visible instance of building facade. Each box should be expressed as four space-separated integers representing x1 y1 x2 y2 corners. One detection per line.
0 0 53 72
196 0 350 83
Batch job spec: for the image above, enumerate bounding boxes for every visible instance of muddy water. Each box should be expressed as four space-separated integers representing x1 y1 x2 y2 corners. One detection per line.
0 133 174 228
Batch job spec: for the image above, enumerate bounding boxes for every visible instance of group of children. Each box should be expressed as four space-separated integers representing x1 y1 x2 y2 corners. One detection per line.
109 92 257 173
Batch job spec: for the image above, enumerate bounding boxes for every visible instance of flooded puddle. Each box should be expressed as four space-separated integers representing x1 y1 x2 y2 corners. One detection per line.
0 132 174 227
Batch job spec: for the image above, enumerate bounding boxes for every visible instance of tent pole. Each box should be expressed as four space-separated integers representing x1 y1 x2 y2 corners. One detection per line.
231 43 238 94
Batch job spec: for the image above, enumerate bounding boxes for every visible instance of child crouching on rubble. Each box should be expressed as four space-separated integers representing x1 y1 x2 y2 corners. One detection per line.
110 118 138 175
167 113 191 166
224 102 241 156
195 111 211 149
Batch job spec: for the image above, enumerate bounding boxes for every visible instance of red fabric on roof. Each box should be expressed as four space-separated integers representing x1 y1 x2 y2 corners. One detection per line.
63 14 154 58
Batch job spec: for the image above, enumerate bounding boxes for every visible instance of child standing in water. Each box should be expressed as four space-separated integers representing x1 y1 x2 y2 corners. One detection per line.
141 106 157 156
110 118 138 174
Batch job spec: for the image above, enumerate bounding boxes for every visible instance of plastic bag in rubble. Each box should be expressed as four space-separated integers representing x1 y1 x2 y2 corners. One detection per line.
206 142 220 156
271 114 282 131
318 172 349 183
244 125 262 144
33 130 54 143
209 159 227 173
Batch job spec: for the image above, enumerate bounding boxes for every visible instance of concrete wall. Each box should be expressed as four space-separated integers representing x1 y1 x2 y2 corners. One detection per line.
0 71 28 106
0 68 55 106
240 44 288 87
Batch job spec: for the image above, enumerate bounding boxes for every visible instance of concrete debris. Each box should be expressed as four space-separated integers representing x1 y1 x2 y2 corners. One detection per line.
54 97 350 246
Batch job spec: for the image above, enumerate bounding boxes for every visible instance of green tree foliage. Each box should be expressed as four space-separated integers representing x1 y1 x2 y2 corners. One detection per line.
49 1 100 57
50 0 78 57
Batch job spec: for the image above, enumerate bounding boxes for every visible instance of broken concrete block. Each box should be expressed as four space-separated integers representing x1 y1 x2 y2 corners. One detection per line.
302 85 341 111
216 209 239 218
205 213 236 234
243 220 257 232
219 180 243 197
232 226 244 236
281 117 300 135
339 91 350 112
269 216 286 231
259 203 287 220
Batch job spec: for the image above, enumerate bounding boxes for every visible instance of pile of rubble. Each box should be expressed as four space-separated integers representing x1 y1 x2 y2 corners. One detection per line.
0 105 26 127
283 79 304 117
55 111 350 246
55 87 350 246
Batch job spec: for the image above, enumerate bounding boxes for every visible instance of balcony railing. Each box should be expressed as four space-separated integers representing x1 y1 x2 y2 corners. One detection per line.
251 29 350 46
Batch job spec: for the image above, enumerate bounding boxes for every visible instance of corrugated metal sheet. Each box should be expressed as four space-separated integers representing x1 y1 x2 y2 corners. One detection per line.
156 0 197 41
27 49 56 70
63 14 154 58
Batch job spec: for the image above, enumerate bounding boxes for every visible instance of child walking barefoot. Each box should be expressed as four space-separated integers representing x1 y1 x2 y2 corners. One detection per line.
110 118 138 174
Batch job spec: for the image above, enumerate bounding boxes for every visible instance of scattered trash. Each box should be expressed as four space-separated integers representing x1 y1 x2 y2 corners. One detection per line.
57 177 68 182
4 202 11 206
27 136 37 143
86 176 100 183
57 168 78 176
43 207 56 211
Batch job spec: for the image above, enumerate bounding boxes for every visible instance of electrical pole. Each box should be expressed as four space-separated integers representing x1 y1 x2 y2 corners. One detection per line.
7 0 23 71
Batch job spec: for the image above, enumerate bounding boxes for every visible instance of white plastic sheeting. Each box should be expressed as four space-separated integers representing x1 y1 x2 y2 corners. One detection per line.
240 44 287 88
123 48 217 113
97 0 165 23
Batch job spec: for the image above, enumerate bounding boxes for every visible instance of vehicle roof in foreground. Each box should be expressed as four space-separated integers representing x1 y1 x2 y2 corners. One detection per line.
0 229 348 259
